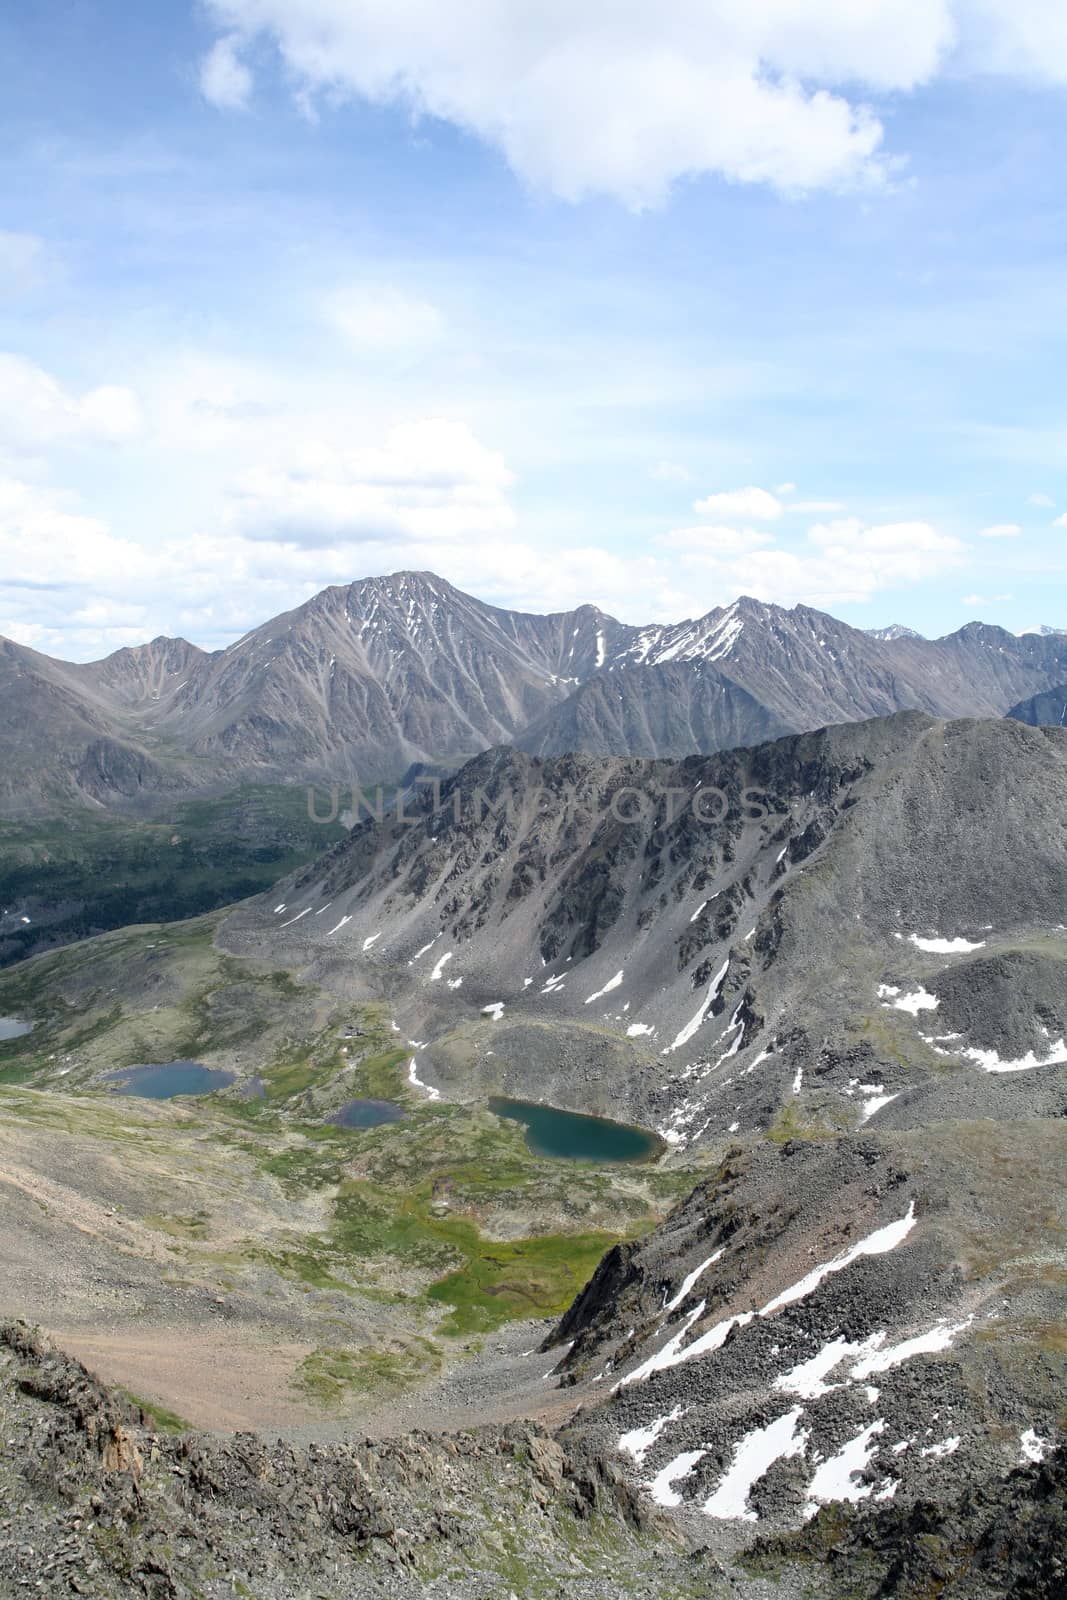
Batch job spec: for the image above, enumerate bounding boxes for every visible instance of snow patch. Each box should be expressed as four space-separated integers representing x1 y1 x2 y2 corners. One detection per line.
806 1420 885 1510
407 1057 440 1101
665 1249 724 1314
882 985 939 1015
907 934 985 954
1020 1428 1052 1464
618 1405 685 1467
849 1318 972 1378
585 971 624 1005
963 1038 1067 1074
647 1449 708 1509
761 1203 918 1316
921 1436 961 1458
774 1334 884 1401
665 960 728 1054
704 1408 808 1522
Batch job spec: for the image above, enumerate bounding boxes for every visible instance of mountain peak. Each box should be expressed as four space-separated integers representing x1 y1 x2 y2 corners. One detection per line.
865 623 923 641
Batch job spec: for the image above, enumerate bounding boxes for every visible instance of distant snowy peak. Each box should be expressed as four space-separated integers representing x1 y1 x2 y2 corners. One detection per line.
1017 624 1067 638
618 597 770 668
865 624 924 641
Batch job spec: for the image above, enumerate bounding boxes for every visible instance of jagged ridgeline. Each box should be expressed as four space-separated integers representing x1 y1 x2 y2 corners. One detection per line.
4 573 1067 816
6 572 1067 968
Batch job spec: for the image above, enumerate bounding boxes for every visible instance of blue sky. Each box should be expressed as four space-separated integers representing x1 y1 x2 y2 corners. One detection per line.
1 0 1065 658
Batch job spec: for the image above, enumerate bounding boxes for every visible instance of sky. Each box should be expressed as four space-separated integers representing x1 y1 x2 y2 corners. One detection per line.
1 0 1066 660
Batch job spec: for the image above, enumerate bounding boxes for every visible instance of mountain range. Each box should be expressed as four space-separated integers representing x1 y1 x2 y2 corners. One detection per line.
2 689 1064 1592
5 571 1067 816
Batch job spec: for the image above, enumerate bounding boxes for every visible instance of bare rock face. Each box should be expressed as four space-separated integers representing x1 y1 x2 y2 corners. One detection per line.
0 1322 672 1600
1008 683 1067 727
5 572 1067 816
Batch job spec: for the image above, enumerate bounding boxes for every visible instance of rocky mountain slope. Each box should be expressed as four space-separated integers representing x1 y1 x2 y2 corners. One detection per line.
216 712 1066 1556
1008 684 1067 727
5 573 1067 815
0 636 192 814
223 712 1067 1141
5 1319 1061 1599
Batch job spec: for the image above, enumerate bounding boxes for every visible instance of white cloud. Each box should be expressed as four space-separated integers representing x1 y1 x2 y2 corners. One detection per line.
961 591 1013 607
223 418 515 546
1053 514 1067 528
0 353 967 656
0 353 142 450
694 486 783 521
1028 491 1055 508
325 283 444 356
197 1 902 205
662 515 965 608
197 2 1067 206
980 522 1023 538
199 33 253 110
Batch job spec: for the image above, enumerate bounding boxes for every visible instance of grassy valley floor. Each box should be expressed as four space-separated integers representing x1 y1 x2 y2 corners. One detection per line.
0 914 698 1434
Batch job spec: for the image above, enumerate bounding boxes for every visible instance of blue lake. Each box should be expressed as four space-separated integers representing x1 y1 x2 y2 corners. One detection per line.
0 1018 32 1041
330 1098 407 1129
489 1097 662 1163
104 1062 237 1099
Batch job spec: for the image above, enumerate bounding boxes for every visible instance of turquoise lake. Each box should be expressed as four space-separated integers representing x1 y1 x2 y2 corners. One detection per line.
489 1097 662 1163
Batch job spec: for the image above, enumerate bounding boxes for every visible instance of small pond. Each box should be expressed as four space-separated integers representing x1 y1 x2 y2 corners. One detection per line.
330 1098 407 1129
103 1062 237 1100
489 1096 662 1163
0 1018 33 1041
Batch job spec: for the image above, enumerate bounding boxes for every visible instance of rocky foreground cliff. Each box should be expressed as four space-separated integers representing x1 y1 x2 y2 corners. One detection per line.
1 1318 1064 1600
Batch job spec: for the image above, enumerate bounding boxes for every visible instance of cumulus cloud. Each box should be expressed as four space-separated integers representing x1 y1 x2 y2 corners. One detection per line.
694 486 783 520
0 358 966 656
196 2 1067 206
980 522 1023 538
199 33 253 109
661 514 965 608
325 283 444 356
1028 491 1055 508
0 353 142 450
1053 513 1067 528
